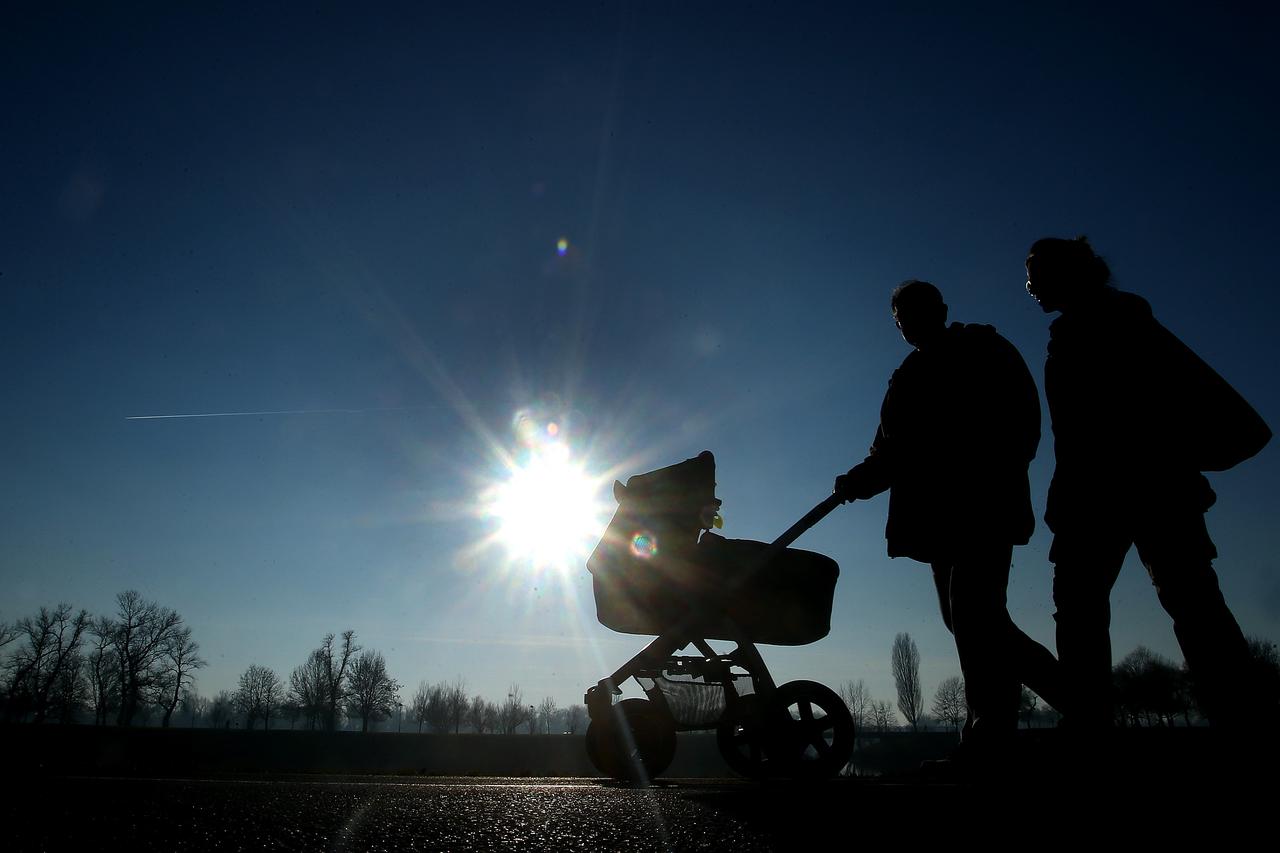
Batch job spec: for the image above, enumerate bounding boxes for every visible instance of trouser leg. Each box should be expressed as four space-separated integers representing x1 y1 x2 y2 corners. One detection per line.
1008 612 1066 715
1133 513 1257 726
945 544 1022 739
1050 529 1130 726
931 563 971 739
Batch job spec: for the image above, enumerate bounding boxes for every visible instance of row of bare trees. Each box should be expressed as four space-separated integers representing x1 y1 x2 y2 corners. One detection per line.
0 604 585 734
220 633 586 734
407 680 531 734
225 631 400 732
405 684 585 736
216 664 585 735
1 591 204 727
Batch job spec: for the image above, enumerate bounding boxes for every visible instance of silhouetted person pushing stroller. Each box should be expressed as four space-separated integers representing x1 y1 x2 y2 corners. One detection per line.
1025 236 1272 730
835 281 1062 760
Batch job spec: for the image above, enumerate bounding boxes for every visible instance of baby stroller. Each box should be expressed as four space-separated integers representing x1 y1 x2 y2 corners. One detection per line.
584 451 852 782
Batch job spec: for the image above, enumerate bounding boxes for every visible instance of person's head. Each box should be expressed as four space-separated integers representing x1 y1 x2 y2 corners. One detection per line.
890 280 947 348
1025 236 1111 313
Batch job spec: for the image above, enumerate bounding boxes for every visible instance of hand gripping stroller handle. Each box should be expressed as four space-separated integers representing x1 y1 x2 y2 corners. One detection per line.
769 492 844 551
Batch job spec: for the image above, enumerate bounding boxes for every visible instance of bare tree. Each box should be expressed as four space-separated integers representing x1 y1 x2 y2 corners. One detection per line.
931 676 966 731
0 620 17 650
870 700 897 732
49 653 90 724
346 650 401 733
537 696 558 734
839 679 871 733
288 652 328 730
208 690 234 728
424 682 450 733
3 604 91 723
482 700 501 735
467 694 488 733
234 664 283 730
311 631 360 731
500 684 527 734
180 689 208 727
85 617 119 726
891 633 923 732
564 704 586 735
152 626 205 728
109 591 184 727
444 678 468 734
410 681 433 733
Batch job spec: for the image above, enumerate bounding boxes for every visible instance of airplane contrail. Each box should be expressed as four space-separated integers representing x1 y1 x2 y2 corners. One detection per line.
126 407 433 421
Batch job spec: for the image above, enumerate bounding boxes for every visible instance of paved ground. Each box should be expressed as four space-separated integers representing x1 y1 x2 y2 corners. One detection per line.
3 770 1272 852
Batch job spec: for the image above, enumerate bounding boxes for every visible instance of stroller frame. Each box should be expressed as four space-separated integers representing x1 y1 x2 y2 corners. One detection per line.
584 491 854 782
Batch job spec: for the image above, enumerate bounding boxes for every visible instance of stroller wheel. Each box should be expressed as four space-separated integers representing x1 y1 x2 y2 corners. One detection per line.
766 680 855 780
585 698 677 783
715 694 774 779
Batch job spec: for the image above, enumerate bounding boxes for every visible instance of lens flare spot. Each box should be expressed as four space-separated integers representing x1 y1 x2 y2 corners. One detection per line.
631 532 658 559
556 237 569 256
513 409 569 449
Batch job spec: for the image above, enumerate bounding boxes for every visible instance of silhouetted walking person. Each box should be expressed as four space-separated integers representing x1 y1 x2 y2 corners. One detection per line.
835 281 1062 758
1025 236 1272 729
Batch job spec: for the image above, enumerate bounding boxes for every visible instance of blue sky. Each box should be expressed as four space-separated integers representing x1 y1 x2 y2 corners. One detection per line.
3 2 1278 715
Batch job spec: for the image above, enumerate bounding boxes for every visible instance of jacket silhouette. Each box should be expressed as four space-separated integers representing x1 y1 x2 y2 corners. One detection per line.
845 322 1039 561
1045 287 1267 531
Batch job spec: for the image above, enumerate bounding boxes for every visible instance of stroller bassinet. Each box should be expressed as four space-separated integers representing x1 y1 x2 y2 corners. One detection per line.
583 451 852 782
586 451 839 645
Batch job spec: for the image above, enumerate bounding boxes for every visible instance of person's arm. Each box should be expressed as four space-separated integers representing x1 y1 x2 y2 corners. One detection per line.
835 424 894 502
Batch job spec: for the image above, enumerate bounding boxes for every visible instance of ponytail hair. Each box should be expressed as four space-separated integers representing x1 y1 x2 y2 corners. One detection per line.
1027 235 1112 289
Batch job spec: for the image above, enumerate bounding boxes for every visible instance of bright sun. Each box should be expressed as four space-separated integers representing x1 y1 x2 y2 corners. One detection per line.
489 442 608 571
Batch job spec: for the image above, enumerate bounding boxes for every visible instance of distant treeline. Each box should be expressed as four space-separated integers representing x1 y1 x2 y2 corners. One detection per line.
0 591 584 735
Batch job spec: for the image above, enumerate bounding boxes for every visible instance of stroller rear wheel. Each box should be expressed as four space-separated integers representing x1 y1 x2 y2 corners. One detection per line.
585 698 677 783
765 680 855 779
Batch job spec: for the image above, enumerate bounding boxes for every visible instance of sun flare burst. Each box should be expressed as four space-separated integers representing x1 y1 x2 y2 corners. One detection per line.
486 442 610 572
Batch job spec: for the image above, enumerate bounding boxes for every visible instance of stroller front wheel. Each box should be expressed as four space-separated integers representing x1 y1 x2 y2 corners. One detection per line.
716 694 775 779
585 698 677 783
765 680 855 780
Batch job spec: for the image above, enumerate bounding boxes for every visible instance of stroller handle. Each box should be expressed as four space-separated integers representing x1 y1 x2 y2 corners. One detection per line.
769 492 844 551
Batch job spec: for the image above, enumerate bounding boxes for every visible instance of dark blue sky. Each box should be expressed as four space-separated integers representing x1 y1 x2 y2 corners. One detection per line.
3 2 1277 710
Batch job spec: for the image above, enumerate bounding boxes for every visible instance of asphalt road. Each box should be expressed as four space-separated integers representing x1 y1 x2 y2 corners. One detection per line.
3 771 1273 852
